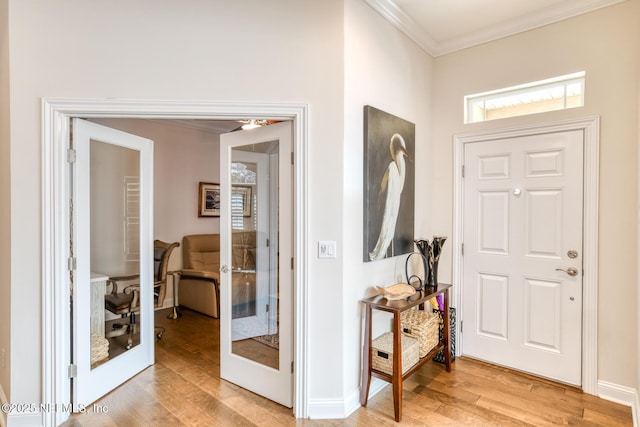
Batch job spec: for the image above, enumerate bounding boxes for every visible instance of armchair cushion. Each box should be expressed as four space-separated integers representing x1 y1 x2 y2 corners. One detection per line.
180 269 220 281
179 232 257 318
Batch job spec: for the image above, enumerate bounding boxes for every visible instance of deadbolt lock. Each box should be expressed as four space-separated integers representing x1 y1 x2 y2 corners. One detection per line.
567 250 578 259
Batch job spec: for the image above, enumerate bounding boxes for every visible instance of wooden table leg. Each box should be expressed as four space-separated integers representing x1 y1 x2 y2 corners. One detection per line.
392 312 402 422
443 288 452 372
360 305 373 406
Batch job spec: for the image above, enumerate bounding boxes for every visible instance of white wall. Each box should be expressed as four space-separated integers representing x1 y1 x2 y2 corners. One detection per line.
8 0 344 411
90 139 140 277
8 0 638 419
0 0 10 414
432 0 640 389
341 0 434 415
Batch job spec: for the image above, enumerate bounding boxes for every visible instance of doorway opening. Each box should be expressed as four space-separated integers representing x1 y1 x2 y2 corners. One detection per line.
452 116 600 394
41 99 309 427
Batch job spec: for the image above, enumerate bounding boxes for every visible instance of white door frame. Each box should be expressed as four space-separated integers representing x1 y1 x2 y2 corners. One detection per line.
41 98 310 427
452 116 599 394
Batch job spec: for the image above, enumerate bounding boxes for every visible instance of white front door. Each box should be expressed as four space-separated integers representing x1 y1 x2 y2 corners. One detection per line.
72 118 155 406
219 121 293 407
462 130 584 386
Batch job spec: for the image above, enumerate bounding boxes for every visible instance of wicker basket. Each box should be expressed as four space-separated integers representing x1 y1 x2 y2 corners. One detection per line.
400 309 439 358
90 333 109 367
371 332 419 375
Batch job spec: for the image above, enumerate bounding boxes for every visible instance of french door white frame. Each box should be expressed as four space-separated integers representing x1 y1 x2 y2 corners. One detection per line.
41 99 310 427
452 116 599 394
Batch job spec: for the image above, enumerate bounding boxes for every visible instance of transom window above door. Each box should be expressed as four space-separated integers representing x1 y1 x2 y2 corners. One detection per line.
465 71 585 123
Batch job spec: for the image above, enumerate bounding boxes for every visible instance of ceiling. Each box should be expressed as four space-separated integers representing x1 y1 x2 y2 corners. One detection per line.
159 0 626 134
364 0 627 56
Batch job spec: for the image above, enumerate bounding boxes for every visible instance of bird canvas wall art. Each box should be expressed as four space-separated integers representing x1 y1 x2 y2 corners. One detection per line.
363 105 415 262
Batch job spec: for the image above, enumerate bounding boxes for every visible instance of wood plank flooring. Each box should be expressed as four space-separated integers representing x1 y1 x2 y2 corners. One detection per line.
62 308 632 426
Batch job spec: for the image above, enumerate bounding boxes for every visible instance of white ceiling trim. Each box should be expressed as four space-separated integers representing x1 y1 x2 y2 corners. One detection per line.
363 0 438 54
364 0 627 57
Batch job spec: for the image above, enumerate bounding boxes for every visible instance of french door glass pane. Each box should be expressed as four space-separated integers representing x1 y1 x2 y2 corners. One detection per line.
230 143 279 369
90 140 141 368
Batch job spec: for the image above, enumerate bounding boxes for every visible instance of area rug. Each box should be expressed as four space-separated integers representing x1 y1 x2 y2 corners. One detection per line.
251 334 279 350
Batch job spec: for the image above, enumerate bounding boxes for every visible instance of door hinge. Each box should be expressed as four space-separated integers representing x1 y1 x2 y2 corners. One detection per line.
291 257 294 270
68 257 77 271
266 303 270 313
461 243 464 256
67 149 77 164
462 165 465 178
291 361 294 374
460 321 463 333
68 364 77 379
291 152 294 165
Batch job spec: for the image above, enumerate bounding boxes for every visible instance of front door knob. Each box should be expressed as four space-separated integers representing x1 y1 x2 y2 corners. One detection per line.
220 265 229 273
556 267 578 277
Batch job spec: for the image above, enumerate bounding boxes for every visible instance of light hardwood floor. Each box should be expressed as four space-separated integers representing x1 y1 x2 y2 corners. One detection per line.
62 308 632 426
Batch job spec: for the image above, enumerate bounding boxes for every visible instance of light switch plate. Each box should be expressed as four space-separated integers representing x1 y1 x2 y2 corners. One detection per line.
318 241 337 259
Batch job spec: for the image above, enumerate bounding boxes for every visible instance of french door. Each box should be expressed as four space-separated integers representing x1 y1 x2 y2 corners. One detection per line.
462 130 584 385
72 119 154 406
219 121 293 407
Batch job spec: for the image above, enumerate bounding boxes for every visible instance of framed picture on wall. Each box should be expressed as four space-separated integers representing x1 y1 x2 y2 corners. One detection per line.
198 182 220 217
363 105 415 262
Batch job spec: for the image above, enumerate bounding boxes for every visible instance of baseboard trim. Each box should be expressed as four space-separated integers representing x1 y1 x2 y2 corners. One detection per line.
5 413 42 427
597 380 635 407
307 397 348 420
308 378 388 420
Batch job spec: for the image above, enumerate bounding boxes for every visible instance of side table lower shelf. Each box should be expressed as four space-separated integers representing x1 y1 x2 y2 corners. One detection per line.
360 283 452 422
370 341 445 384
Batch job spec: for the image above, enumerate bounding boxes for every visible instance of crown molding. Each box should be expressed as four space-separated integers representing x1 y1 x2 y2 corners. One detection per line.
364 0 628 57
363 0 438 54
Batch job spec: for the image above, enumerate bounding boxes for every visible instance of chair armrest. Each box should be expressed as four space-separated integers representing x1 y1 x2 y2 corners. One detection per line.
108 274 140 282
180 269 220 282
107 275 140 294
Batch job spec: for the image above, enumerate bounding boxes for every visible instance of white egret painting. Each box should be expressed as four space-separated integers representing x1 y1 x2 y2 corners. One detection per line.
363 105 415 262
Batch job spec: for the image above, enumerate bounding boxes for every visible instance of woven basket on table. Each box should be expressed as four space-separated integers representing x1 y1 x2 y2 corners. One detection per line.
400 309 439 358
371 332 419 375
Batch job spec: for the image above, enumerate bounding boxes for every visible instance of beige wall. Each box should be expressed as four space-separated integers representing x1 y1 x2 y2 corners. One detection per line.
0 0 10 410
8 0 345 409
432 0 640 388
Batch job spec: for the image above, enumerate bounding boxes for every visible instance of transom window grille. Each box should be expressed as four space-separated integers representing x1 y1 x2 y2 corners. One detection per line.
465 72 585 124
124 176 140 262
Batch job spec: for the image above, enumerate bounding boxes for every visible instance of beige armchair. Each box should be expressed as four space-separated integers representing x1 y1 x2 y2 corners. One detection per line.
179 232 257 318
179 234 222 318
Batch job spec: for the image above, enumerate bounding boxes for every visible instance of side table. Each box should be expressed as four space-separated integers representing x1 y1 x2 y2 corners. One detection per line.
167 270 182 319
360 283 452 422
